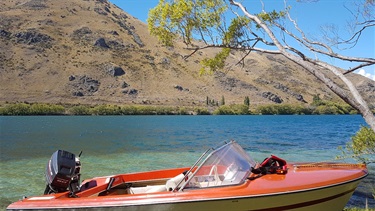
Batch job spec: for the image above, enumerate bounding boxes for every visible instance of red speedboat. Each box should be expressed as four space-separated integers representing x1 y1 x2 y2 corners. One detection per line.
7 141 368 211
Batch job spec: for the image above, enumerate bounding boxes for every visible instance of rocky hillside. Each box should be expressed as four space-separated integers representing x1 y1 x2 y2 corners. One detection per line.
0 0 374 108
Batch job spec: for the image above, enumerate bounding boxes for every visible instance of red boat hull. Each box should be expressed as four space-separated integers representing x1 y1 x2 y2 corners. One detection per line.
7 163 368 211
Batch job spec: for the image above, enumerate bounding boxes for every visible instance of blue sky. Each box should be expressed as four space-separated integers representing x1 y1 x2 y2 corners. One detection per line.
110 0 374 80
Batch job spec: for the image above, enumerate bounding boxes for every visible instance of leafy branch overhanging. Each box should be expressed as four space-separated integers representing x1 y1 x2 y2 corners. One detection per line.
148 0 375 131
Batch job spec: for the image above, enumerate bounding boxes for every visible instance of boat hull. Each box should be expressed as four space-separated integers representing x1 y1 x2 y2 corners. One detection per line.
7 142 368 211
7 175 364 211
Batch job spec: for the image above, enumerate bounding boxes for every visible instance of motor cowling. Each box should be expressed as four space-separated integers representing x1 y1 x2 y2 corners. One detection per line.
44 150 81 195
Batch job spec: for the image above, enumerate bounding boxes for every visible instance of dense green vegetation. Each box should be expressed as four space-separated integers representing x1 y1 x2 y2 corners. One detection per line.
0 103 65 115
338 126 375 164
254 104 311 115
251 95 367 115
253 103 359 115
0 101 371 116
0 103 211 116
337 126 375 202
213 104 249 115
310 94 358 115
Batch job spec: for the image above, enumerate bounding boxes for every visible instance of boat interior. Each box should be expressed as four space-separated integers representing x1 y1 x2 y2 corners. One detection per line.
62 141 256 198
76 163 250 198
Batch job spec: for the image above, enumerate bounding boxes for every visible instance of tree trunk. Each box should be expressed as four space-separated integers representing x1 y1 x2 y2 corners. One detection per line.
284 53 375 132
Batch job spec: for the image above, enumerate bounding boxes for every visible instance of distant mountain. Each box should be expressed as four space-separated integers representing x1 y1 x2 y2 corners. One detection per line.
1 0 374 108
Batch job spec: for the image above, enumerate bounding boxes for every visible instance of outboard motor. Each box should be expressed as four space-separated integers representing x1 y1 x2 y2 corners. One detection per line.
44 150 81 196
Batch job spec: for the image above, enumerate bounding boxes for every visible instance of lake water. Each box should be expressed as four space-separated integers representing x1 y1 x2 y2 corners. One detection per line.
0 115 374 209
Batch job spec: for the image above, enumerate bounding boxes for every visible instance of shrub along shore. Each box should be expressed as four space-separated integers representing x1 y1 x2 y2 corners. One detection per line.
1 102 374 116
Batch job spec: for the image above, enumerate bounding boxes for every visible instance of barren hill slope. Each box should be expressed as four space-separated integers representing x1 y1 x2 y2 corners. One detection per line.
0 0 374 108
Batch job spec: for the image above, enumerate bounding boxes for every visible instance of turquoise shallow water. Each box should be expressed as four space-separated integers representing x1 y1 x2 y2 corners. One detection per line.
0 115 374 209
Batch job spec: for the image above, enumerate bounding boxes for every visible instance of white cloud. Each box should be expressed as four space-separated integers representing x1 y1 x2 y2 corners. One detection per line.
357 69 375 81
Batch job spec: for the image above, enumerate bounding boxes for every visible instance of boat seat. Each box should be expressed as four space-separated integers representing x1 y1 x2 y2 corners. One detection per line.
129 185 167 194
221 171 248 185
196 175 222 187
166 173 189 191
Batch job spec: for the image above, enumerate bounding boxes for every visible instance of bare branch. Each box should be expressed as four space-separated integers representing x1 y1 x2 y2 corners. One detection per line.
183 48 200 60
235 39 260 67
337 21 375 46
275 16 375 64
284 11 334 54
343 62 375 75
183 43 281 60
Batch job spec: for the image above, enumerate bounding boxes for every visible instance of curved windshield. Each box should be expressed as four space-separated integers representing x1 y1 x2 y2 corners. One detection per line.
182 141 256 190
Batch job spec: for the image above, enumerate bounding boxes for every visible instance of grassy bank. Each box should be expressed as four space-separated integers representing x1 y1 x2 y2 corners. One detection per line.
0 102 373 116
0 103 210 115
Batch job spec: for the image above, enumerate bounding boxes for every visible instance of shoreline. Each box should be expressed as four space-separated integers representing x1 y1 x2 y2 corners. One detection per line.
1 102 374 116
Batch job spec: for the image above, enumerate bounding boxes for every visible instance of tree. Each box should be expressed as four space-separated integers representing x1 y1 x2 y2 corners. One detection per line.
311 94 323 106
244 96 250 107
148 0 375 132
221 96 225 106
337 126 375 164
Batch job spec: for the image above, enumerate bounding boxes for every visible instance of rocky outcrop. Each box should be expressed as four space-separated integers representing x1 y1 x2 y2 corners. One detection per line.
121 81 129 88
72 27 129 50
0 28 53 48
69 75 100 97
131 33 144 48
174 85 189 91
115 18 144 47
256 78 307 103
109 31 119 36
273 83 307 103
160 57 170 65
14 30 53 47
215 72 258 92
101 63 125 76
94 37 110 48
71 27 93 45
358 82 375 100
122 88 138 96
73 27 92 37
94 7 109 16
18 0 48 10
358 82 375 92
262 92 283 103
96 0 109 3
69 75 76 81
0 29 11 38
